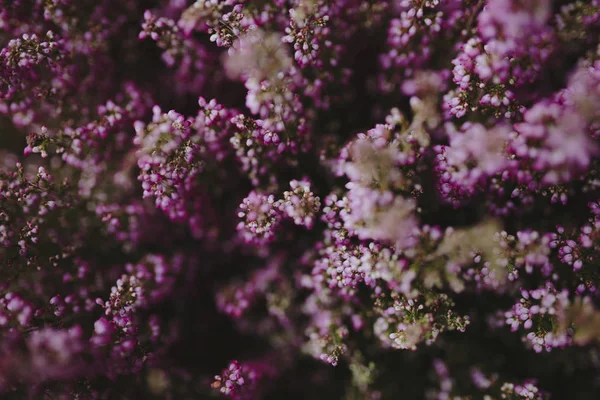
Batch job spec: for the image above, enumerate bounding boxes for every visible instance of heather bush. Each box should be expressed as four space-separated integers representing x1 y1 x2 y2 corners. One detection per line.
1 0 600 399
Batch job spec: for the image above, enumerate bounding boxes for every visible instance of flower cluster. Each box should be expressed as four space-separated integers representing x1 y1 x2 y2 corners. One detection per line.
237 178 321 244
140 10 214 96
504 283 572 353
